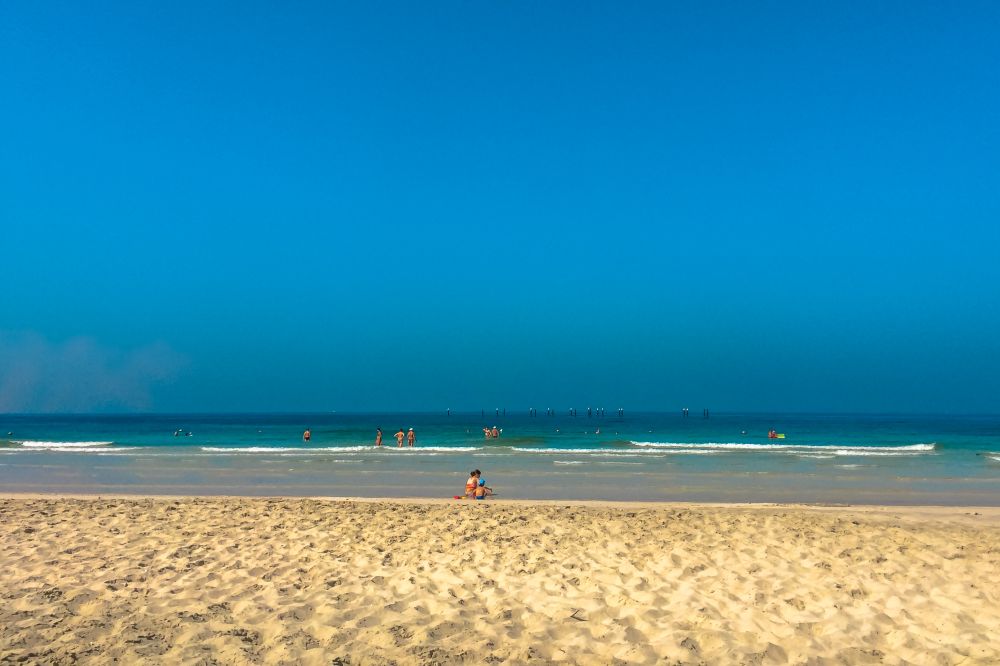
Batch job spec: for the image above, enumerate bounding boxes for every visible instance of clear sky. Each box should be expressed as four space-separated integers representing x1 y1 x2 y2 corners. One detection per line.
1 1 998 413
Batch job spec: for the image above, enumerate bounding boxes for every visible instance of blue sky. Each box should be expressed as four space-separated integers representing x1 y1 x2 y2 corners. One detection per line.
1 1 998 413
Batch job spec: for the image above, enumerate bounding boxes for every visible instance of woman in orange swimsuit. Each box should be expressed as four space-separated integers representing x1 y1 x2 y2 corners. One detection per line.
465 470 479 498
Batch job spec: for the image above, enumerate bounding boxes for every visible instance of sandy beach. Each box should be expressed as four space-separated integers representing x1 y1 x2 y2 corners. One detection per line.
2 497 999 664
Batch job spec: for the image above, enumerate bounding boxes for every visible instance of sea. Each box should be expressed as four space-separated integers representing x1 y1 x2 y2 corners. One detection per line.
2 412 999 505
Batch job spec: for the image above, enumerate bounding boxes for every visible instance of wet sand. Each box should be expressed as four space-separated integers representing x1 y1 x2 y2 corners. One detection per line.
2 496 999 664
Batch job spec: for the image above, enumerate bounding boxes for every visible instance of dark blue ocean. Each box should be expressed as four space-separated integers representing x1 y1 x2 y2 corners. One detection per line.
2 412 999 504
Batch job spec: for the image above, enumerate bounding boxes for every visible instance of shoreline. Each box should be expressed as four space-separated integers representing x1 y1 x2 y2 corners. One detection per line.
5 491 1000 514
4 490 1000 514
4 493 1000 530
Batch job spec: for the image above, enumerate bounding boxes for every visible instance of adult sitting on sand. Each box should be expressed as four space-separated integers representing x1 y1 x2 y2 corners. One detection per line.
464 469 493 499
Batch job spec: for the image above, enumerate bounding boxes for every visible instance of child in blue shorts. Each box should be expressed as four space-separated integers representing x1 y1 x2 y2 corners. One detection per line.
474 478 494 499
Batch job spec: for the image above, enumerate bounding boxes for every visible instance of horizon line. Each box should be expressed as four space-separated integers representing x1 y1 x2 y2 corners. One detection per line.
2 410 998 418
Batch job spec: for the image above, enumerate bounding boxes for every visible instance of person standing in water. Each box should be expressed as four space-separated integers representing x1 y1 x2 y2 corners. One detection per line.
303 428 311 443
407 428 416 447
395 428 405 447
375 428 383 447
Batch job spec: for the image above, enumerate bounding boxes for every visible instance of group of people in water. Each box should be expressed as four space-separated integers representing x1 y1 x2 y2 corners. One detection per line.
306 426 499 445
302 428 494 499
303 427 417 447
375 428 416 447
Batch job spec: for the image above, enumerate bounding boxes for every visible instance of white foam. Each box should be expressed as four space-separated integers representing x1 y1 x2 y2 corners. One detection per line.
553 460 587 465
987 455 1000 463
16 441 113 448
199 445 482 454
507 446 719 456
833 444 935 453
632 441 796 450
631 441 935 453
41 447 122 453
660 449 720 455
831 449 925 457
201 446 351 453
389 446 482 453
511 447 653 455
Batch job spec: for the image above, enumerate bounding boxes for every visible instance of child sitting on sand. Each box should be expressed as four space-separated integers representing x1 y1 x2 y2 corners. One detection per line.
474 479 489 500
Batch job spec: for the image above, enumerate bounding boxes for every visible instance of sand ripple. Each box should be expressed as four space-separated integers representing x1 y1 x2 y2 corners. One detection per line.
1 498 999 664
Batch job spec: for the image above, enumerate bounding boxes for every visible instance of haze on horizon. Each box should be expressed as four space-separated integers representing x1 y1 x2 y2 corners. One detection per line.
1 2 998 414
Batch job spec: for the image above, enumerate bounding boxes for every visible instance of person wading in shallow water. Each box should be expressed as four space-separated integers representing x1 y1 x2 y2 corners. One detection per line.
375 428 383 447
395 428 405 447
407 428 416 447
303 429 311 443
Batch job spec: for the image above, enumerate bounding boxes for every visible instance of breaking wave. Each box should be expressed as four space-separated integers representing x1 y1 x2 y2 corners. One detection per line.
630 441 935 456
199 446 482 454
15 441 113 448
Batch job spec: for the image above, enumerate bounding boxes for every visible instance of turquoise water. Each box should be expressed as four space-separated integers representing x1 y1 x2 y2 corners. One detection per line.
2 412 999 504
